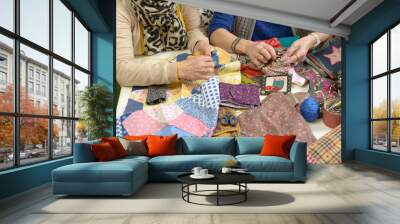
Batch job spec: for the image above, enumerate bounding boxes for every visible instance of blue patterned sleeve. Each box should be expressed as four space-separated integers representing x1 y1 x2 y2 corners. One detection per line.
207 12 235 38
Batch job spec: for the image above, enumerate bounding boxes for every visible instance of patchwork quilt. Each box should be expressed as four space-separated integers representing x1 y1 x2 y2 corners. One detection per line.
117 76 220 138
116 48 240 138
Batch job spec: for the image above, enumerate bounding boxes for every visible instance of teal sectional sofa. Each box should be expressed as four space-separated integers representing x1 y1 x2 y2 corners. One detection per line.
52 137 307 196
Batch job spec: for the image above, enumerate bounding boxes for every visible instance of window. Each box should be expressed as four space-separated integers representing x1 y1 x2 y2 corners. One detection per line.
20 0 49 49
42 85 46 97
371 23 400 154
0 0 91 170
0 0 14 32
35 83 40 95
28 67 34 80
0 71 6 85
75 18 90 70
28 81 34 94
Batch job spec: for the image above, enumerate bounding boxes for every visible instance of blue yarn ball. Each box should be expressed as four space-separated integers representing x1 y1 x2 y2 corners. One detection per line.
300 97 320 122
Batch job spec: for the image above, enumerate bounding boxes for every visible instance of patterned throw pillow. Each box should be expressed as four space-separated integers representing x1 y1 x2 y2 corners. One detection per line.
118 138 147 156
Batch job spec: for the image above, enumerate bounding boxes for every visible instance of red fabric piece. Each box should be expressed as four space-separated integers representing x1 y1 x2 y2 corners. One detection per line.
91 142 118 162
241 64 264 77
146 134 177 157
260 134 296 159
240 37 282 77
101 137 127 158
256 37 282 48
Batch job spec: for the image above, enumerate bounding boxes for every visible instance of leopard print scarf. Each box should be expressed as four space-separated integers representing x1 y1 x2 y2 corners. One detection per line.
130 0 188 56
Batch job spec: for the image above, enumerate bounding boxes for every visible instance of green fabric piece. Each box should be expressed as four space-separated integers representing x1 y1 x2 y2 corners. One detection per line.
278 35 300 48
241 74 257 84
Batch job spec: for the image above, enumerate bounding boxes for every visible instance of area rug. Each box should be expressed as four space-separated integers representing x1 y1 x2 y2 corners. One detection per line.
37 183 361 214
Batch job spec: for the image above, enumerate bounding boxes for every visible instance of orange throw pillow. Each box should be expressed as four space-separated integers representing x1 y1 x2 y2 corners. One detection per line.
146 134 177 157
101 137 126 158
91 142 117 162
260 134 296 159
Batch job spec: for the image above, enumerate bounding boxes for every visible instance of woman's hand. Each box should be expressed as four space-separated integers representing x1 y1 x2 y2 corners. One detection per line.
178 56 214 81
193 40 212 56
241 41 276 68
282 35 317 65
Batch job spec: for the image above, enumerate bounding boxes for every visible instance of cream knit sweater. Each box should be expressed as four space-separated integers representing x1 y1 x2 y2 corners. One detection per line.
116 0 208 86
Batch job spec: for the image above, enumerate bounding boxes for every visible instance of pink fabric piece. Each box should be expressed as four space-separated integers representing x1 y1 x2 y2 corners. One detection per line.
145 103 183 123
169 113 210 137
122 111 165 135
238 93 316 144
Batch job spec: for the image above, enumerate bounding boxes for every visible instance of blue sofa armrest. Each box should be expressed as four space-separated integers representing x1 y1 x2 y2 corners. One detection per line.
73 140 100 163
289 141 307 182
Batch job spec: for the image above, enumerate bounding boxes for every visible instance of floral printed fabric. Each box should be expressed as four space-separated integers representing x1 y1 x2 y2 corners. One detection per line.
238 92 316 144
294 65 338 102
122 111 166 135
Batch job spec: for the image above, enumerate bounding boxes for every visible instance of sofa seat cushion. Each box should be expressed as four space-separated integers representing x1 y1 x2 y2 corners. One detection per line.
149 155 235 172
53 159 147 183
236 155 293 172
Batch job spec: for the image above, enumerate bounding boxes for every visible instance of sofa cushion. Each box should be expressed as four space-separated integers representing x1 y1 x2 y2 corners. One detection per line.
91 142 118 162
147 134 177 157
53 158 147 183
236 155 293 172
149 154 235 172
260 134 296 159
73 140 100 163
179 137 235 155
101 137 127 158
236 137 264 155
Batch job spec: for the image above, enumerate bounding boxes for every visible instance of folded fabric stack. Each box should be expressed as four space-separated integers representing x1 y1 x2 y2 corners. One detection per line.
219 83 260 109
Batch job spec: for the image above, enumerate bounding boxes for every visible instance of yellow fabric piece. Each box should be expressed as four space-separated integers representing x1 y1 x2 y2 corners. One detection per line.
217 61 241 84
214 47 231 65
213 107 241 137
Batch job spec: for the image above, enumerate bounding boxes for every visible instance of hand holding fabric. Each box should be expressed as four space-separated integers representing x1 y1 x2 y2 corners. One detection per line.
178 56 214 81
242 41 277 68
282 35 316 65
193 40 212 56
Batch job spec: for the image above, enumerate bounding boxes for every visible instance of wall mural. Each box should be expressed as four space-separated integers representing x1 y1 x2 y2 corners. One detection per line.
116 2 342 164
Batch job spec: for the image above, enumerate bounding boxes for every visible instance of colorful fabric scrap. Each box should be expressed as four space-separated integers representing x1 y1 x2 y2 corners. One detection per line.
306 37 342 79
219 83 260 108
294 65 338 102
213 107 241 137
238 92 316 144
307 125 342 164
116 76 220 138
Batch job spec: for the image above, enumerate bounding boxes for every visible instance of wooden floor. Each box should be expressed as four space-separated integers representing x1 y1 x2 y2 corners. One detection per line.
1 162 400 224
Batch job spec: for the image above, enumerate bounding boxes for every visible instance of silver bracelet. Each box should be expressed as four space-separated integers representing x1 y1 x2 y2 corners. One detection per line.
309 33 321 48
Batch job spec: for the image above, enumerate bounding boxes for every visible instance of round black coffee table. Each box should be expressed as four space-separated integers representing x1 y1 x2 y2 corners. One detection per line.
177 173 255 206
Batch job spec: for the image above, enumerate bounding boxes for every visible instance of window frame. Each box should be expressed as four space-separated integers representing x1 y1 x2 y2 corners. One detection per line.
0 0 92 171
370 20 400 154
